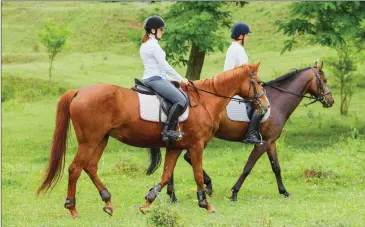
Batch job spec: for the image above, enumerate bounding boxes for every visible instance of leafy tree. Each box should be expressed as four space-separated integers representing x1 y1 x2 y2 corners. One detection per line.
163 2 247 80
277 2 365 115
39 19 70 79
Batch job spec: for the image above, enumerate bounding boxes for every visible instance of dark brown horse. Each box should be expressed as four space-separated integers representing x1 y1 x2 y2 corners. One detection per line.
36 63 269 218
148 61 334 202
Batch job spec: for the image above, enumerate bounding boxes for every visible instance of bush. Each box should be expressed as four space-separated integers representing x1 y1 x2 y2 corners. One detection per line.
1 76 70 102
1 83 15 102
148 203 183 227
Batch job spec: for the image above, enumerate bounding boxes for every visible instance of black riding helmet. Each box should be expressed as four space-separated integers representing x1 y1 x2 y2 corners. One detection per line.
144 15 165 40
231 22 251 46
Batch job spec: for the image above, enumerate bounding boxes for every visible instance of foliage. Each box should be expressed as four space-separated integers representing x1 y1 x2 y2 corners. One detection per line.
162 2 247 79
326 44 362 115
147 203 183 227
277 2 365 115
39 19 70 79
277 2 365 53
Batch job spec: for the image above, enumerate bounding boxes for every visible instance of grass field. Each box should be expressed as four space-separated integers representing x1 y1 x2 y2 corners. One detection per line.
2 2 365 226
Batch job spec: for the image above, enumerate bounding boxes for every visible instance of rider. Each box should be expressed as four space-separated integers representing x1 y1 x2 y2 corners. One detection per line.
224 22 265 145
140 15 189 142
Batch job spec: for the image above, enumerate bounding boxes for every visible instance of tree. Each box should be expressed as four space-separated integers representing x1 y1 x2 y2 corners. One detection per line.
327 44 359 115
39 19 70 79
163 2 247 80
277 2 365 115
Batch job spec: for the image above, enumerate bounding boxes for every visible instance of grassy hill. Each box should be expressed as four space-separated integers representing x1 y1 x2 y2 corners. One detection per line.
2 2 365 226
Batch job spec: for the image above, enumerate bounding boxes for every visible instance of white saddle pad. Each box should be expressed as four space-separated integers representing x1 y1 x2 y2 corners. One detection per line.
226 96 270 122
138 93 189 123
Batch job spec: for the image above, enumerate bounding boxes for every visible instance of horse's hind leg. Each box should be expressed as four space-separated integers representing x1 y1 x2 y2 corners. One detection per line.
83 136 113 216
267 142 290 197
166 172 178 203
64 143 89 219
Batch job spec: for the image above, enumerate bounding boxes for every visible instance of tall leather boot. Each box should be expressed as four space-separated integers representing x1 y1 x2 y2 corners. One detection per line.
162 103 184 142
243 110 264 145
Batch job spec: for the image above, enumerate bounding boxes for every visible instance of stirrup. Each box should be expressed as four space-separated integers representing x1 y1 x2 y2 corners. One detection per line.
243 132 264 145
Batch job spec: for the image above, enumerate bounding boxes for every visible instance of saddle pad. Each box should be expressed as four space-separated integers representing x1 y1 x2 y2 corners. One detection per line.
138 93 189 123
226 96 270 122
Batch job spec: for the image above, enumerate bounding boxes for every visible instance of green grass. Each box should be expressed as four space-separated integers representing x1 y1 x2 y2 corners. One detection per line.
2 2 365 227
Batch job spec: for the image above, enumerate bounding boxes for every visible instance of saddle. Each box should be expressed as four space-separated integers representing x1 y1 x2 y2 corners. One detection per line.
132 79 188 116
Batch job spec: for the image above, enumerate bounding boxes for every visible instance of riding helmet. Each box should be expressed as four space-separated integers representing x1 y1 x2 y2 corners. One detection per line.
144 15 165 33
231 22 251 39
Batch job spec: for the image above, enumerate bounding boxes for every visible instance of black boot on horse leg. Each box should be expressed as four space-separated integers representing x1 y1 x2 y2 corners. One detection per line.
243 110 264 145
162 103 185 143
99 189 113 216
166 173 178 203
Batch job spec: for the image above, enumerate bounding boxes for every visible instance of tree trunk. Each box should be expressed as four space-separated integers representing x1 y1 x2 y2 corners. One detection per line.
340 72 345 115
49 56 54 80
185 43 206 80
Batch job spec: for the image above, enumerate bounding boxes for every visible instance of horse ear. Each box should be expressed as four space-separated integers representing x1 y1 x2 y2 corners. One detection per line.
314 61 317 67
318 61 323 71
255 61 261 70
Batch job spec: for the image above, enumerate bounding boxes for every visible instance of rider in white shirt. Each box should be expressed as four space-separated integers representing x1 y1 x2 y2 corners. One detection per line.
224 22 264 145
140 15 189 143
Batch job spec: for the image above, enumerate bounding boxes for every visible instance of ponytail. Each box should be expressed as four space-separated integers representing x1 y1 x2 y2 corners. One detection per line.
141 33 149 43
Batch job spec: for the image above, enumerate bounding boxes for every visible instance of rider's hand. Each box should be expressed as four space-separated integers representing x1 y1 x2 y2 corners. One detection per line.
182 78 189 85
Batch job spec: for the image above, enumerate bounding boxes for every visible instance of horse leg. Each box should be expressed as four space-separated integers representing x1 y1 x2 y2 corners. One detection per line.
189 146 215 213
183 151 213 196
83 136 114 216
166 172 178 203
230 145 266 202
267 142 290 197
64 143 89 218
140 149 182 213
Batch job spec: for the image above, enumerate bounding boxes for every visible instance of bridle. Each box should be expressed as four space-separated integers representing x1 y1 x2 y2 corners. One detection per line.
262 67 332 107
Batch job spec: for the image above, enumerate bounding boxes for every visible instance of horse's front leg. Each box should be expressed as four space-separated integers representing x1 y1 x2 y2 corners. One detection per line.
183 151 213 196
230 144 267 201
189 145 215 214
140 149 182 213
267 142 290 197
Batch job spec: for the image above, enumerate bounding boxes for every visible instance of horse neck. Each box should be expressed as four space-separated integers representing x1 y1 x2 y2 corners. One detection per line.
195 69 244 118
269 70 314 119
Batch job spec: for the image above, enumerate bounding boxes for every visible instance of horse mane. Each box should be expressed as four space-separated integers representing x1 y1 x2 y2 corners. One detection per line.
194 64 255 91
264 67 311 87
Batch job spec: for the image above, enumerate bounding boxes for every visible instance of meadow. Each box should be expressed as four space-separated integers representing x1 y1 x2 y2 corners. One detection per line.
2 2 365 226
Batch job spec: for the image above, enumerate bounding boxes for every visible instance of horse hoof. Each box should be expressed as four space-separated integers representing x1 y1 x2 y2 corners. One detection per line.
230 196 237 202
171 198 179 203
284 192 290 198
103 206 113 216
72 214 80 219
139 206 149 214
207 205 215 214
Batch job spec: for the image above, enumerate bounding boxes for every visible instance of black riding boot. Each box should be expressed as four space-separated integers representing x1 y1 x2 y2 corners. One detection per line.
162 103 184 142
243 110 264 145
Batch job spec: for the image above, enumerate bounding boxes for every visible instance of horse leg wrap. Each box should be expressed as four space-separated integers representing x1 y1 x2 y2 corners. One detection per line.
99 189 111 202
197 189 208 208
145 184 162 203
64 198 76 209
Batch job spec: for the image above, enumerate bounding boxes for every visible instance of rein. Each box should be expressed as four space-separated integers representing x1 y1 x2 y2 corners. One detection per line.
262 67 330 107
185 70 265 107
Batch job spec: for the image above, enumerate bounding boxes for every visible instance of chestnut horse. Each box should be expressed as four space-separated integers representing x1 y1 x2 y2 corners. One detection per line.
36 63 269 218
148 61 334 202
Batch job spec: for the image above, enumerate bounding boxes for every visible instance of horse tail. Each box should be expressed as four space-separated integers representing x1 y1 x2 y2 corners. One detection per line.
146 148 162 175
37 89 77 195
